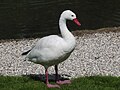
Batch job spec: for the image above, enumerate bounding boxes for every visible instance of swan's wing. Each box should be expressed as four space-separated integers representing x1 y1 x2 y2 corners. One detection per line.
35 35 65 49
26 35 67 61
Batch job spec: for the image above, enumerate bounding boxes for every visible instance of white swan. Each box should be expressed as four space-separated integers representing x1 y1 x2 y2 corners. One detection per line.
22 10 81 88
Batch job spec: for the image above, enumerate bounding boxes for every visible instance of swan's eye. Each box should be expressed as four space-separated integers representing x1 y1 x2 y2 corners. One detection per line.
71 15 74 17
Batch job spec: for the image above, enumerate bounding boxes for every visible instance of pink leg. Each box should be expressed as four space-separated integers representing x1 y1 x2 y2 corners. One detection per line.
55 65 71 85
56 80 71 85
45 68 60 88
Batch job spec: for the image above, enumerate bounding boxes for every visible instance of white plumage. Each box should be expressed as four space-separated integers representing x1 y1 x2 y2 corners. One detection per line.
22 10 81 88
26 34 75 67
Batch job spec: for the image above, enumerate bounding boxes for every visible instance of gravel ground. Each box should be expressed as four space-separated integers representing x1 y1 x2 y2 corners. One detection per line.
0 27 120 78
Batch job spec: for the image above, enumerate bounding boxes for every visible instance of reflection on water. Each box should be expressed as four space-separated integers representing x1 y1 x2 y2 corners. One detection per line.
0 0 120 39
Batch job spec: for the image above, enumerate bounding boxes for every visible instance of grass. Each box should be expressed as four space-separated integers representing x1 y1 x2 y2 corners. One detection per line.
0 76 120 90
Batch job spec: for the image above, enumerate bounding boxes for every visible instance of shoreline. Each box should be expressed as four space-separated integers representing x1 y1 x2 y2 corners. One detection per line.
0 27 120 77
1 26 120 42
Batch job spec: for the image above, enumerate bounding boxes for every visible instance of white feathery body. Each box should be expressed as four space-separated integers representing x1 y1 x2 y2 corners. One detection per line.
25 10 77 68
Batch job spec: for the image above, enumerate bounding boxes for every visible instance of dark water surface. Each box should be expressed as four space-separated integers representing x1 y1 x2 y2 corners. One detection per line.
0 0 120 39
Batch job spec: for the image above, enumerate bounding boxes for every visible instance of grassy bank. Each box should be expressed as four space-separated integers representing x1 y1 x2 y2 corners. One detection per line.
0 76 120 90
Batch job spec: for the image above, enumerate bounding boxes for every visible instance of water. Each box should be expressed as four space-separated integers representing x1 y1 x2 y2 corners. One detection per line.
0 0 120 39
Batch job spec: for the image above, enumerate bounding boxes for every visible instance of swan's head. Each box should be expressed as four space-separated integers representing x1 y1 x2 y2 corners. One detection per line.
60 10 81 26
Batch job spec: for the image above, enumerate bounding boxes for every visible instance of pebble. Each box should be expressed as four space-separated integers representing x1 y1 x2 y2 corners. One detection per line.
0 28 120 78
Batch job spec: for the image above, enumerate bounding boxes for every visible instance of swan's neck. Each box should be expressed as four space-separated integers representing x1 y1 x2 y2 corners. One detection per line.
59 17 76 51
59 17 75 41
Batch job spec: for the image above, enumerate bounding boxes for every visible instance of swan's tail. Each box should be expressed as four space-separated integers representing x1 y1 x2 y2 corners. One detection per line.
22 49 31 55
